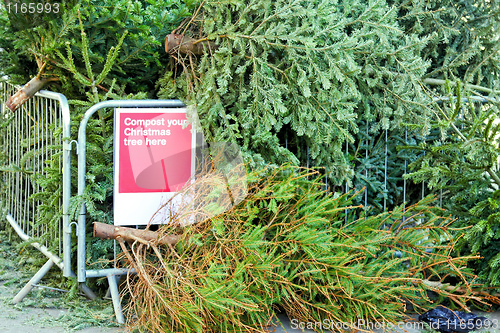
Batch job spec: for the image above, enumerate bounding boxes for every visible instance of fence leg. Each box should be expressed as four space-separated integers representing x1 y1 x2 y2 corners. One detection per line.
79 282 97 300
107 274 125 324
13 258 54 304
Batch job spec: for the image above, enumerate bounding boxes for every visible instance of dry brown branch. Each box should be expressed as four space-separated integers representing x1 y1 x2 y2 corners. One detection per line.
93 222 180 246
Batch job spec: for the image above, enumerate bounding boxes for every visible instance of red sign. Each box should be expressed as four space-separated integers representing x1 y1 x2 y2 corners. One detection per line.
114 108 195 225
118 112 192 193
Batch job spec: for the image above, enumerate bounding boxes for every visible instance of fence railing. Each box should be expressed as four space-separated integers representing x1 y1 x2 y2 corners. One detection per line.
1 81 67 255
0 81 94 302
76 99 187 323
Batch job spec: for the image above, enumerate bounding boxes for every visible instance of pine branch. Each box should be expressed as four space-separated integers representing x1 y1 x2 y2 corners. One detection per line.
28 50 109 92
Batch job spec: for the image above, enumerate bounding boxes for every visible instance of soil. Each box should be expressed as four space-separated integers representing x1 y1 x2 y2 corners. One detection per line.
0 230 121 333
0 300 121 333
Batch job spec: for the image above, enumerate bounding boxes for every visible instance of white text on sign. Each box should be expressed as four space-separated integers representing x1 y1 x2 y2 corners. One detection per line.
123 118 188 146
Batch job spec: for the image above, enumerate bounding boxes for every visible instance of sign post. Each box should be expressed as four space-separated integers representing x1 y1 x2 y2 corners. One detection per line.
114 107 196 226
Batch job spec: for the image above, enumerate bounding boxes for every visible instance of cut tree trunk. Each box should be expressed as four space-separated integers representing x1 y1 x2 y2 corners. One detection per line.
6 76 50 111
165 33 217 55
93 222 180 246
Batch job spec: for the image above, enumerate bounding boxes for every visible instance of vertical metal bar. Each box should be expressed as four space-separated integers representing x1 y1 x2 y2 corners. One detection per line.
37 97 41 238
107 275 125 324
17 102 23 233
49 98 55 251
27 98 32 238
13 104 18 226
33 97 37 237
14 83 18 223
10 100 15 216
53 91 73 278
25 98 29 236
10 84 14 215
5 86 11 212
55 99 62 258
4 83 10 213
77 123 88 282
28 97 32 237
345 140 348 224
44 97 49 247
14 101 18 224
34 97 38 238
30 98 34 238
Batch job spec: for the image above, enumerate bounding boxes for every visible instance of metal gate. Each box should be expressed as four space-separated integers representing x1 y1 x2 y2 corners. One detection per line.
75 99 186 323
0 81 94 302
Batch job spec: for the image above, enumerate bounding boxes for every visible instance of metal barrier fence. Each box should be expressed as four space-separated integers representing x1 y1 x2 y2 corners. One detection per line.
76 99 187 323
0 88 192 321
289 127 437 214
0 81 94 302
1 81 66 255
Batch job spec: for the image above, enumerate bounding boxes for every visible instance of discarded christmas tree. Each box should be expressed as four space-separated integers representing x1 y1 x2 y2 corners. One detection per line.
118 165 496 333
155 0 500 299
157 0 432 178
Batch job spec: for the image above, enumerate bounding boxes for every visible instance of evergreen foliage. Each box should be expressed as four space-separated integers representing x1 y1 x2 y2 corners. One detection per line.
157 0 500 291
394 0 500 88
123 166 483 332
157 0 432 179
404 81 500 290
388 1 500 290
1 0 500 309
0 0 198 97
